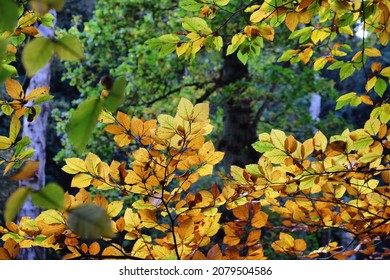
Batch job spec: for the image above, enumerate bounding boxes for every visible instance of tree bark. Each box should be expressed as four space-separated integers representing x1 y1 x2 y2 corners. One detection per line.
218 51 259 173
17 11 56 260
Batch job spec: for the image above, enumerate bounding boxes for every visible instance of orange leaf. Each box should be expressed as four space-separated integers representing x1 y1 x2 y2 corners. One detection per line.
251 211 268 228
207 244 223 260
285 12 299 32
5 79 24 99
89 242 100 255
246 230 261 246
232 205 249 220
10 160 39 181
294 239 307 252
371 62 382 73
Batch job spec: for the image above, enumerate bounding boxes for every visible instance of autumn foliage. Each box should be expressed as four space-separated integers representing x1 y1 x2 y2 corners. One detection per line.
1 0 390 260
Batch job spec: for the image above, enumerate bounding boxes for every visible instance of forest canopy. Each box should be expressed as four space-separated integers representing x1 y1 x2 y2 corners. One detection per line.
0 0 389 260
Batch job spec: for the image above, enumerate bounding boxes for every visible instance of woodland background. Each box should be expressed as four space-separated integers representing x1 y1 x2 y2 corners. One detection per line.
0 0 389 260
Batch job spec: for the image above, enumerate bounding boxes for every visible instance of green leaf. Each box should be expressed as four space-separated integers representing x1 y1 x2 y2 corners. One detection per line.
327 60 345 70
68 98 103 154
158 34 181 44
31 183 65 210
67 204 115 239
252 141 274 153
22 37 54 77
335 92 356 110
103 76 127 112
39 13 55 27
374 77 386 97
179 0 203 11
237 50 249 65
54 35 84 62
4 187 31 222
216 0 230 5
339 63 355 81
0 0 20 32
226 33 246 55
182 17 211 34
34 94 54 105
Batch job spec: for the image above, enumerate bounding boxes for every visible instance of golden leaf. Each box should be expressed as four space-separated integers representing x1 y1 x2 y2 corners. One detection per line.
71 173 93 188
246 229 261 246
26 86 49 100
10 160 39 181
63 157 87 174
89 242 100 255
107 201 123 218
251 211 268 228
285 12 299 32
5 79 24 99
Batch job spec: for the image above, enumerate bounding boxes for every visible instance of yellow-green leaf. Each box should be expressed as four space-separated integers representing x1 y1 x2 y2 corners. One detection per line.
22 37 54 77
54 35 84 61
4 187 31 222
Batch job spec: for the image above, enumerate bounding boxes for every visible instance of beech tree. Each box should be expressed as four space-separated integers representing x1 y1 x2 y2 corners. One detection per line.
1 0 390 260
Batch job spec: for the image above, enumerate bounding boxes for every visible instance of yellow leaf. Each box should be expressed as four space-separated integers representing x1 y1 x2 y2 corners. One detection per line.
9 115 21 143
270 129 287 150
364 118 381 135
311 28 330 44
313 56 328 71
124 209 141 231
250 9 267 23
26 86 49 100
107 201 123 218
280 232 294 248
85 152 101 176
71 173 93 188
5 79 24 99
62 158 87 174
192 102 209 122
366 76 377 92
176 97 194 121
365 48 381 57
263 149 287 164
10 160 39 181
313 130 327 152
156 114 178 139
251 211 268 228
0 136 13 150
380 66 390 77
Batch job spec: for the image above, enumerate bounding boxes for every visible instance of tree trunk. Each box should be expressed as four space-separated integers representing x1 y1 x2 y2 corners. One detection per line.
17 11 56 260
218 51 258 173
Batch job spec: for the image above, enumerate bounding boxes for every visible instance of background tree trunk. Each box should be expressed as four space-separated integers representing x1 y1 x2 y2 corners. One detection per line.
218 50 259 173
17 11 56 260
